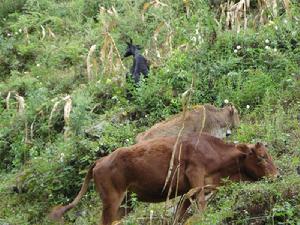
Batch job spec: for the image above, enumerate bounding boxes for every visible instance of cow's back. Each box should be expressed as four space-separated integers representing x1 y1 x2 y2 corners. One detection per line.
135 105 220 142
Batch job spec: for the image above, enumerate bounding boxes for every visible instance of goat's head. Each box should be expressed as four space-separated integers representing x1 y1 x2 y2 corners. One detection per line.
123 38 142 58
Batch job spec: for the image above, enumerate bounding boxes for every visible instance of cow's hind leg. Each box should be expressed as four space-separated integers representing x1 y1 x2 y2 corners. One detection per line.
93 171 126 225
116 192 134 220
100 191 126 225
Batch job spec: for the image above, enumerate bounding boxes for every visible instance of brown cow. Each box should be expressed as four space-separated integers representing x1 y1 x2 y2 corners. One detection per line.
49 133 278 225
135 104 240 142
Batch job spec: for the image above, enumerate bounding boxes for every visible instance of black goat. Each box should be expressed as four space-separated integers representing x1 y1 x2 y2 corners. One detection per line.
123 39 149 83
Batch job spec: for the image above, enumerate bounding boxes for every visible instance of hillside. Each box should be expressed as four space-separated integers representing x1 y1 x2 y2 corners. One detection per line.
0 0 299 224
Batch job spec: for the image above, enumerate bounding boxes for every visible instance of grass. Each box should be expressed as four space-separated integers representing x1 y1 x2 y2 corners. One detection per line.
0 0 299 224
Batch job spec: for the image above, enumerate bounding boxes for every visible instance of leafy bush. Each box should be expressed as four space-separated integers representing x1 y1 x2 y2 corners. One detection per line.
0 0 299 224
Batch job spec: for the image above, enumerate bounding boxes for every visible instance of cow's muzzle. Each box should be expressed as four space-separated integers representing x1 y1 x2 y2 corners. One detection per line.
226 129 232 137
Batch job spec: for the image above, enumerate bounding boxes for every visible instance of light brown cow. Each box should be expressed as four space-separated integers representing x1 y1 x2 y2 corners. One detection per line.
135 104 240 142
49 133 278 225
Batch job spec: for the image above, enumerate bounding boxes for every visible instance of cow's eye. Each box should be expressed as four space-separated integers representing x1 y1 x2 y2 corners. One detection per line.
257 156 266 163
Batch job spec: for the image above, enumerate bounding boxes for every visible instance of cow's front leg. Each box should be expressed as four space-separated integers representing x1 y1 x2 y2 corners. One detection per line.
185 164 206 211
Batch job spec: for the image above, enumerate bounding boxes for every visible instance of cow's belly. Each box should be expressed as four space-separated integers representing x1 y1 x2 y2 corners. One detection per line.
128 179 190 203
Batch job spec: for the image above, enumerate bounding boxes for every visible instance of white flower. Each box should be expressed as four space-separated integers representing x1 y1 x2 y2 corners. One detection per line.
236 45 241 50
224 99 229 104
275 25 278 30
19 28 22 33
246 105 250 109
125 139 129 142
7 33 11 37
15 32 18 35
265 39 270 44
283 19 288 24
233 140 239 144
234 49 238 53
36 63 40 67
273 48 277 52
265 45 270 50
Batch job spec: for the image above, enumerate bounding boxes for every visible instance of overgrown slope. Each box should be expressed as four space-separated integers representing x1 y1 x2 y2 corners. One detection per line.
0 0 299 224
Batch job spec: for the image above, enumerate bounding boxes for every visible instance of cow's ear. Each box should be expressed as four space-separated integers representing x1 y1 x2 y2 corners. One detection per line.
255 142 263 148
229 104 235 115
237 144 253 155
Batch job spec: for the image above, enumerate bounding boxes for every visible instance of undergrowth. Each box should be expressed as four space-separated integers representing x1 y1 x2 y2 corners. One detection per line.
0 0 299 224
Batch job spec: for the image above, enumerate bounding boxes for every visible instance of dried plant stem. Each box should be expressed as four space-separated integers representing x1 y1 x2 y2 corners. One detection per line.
173 185 216 225
282 0 291 17
41 25 46 40
48 100 61 128
63 95 72 139
87 45 97 82
48 27 56 39
106 32 126 70
30 116 36 141
6 91 11 110
15 93 25 116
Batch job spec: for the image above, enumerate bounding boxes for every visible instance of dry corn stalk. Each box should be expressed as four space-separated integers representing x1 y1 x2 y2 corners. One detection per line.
24 27 30 44
225 0 250 33
100 7 126 80
183 0 190 17
221 0 290 31
41 25 46 40
6 91 11 110
15 93 29 144
99 32 126 84
48 95 73 138
48 100 61 128
63 95 72 127
153 22 165 58
30 117 36 141
173 185 216 225
146 21 173 67
15 93 25 116
141 0 168 21
48 27 56 39
63 95 72 139
282 0 291 17
87 44 97 82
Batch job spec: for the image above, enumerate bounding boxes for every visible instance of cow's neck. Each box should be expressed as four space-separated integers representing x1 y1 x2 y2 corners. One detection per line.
211 156 256 185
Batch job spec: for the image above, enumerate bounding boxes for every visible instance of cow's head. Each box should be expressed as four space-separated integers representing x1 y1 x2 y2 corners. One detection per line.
123 39 142 58
237 142 279 180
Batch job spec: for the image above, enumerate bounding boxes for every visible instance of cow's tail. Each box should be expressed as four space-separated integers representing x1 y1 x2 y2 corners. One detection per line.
48 162 96 221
